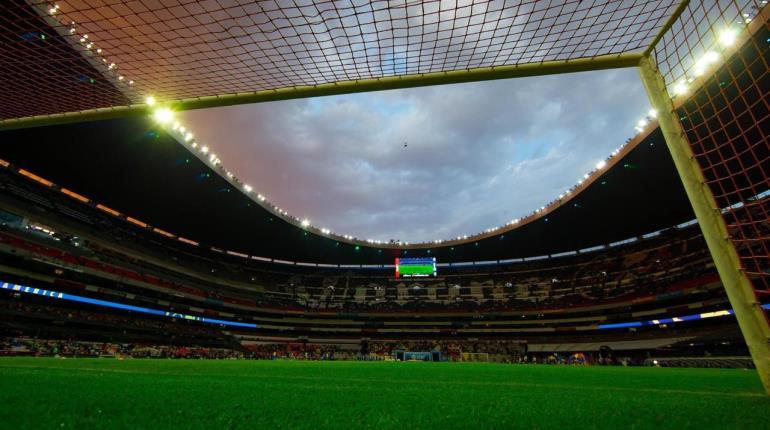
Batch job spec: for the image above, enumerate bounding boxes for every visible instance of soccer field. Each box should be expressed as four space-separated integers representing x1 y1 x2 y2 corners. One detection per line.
1 358 769 429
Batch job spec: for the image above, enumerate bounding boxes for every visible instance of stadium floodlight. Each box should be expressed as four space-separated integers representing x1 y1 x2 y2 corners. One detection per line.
152 108 173 124
243 184 252 192
184 132 193 142
596 160 607 170
694 51 719 76
637 119 647 128
673 81 688 96
145 96 156 106
648 109 657 118
301 219 310 227
718 28 737 47
201 146 209 154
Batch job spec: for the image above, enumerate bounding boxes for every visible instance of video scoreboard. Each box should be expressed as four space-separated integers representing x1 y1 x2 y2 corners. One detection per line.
395 257 437 278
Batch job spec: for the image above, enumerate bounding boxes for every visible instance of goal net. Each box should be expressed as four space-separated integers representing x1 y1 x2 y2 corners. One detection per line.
461 352 489 363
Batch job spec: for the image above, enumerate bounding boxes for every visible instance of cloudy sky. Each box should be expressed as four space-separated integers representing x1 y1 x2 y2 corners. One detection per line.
179 69 650 243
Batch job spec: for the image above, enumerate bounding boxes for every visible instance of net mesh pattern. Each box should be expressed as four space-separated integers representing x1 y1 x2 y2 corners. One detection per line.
1 0 680 120
0 0 132 120
655 2 770 298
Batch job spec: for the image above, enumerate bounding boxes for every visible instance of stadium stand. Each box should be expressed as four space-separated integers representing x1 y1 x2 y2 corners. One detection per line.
0 157 761 365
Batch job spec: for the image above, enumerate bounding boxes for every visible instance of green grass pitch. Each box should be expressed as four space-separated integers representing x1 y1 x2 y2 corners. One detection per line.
1 357 769 429
398 264 434 275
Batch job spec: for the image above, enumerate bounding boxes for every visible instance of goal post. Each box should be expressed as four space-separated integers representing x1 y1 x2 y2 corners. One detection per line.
461 352 489 363
638 54 770 395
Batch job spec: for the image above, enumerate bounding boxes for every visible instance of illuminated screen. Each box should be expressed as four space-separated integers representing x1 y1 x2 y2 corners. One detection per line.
395 257 437 278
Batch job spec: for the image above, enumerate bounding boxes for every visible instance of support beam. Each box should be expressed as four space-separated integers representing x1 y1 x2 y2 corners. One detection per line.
0 52 642 131
638 55 770 394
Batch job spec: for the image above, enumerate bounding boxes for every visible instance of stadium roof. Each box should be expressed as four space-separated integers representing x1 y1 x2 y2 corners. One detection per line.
1 0 683 128
0 117 694 264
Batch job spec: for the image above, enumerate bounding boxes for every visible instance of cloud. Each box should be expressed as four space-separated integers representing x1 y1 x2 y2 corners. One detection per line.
179 68 649 242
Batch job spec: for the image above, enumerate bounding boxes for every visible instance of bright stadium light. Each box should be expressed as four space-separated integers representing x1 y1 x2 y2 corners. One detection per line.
694 51 719 76
145 96 156 106
184 132 193 142
301 219 310 227
152 108 173 124
201 146 209 154
637 119 647 128
648 109 657 118
673 81 688 96
596 160 607 169
244 184 252 192
703 51 719 63
718 28 737 47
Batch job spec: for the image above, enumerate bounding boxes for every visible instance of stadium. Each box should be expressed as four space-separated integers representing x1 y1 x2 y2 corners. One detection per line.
0 0 769 428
